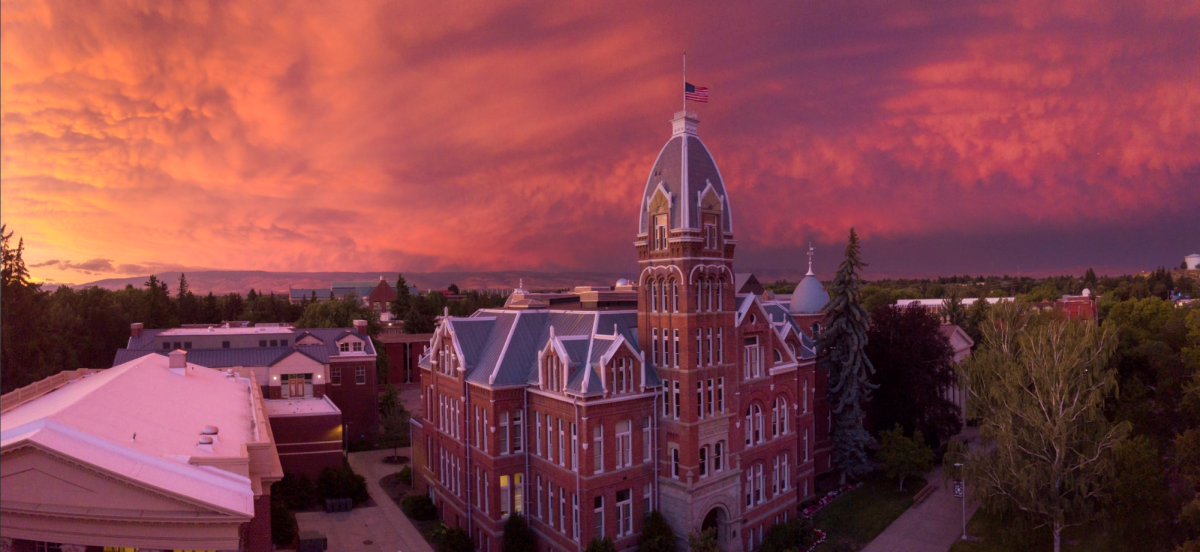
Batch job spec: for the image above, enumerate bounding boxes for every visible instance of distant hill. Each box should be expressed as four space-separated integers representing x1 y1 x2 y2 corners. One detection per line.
73 270 638 295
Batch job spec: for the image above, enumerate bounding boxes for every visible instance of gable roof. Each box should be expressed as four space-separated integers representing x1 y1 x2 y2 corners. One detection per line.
113 327 374 369
434 309 655 396
1 354 264 518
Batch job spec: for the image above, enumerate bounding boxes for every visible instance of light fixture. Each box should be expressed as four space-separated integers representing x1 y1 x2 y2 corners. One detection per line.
317 374 322 379
272 376 278 380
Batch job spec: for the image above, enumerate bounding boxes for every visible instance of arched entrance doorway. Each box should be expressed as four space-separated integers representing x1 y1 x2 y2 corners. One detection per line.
701 507 726 542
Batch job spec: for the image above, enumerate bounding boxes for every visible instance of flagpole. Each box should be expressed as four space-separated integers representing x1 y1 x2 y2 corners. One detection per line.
683 51 687 114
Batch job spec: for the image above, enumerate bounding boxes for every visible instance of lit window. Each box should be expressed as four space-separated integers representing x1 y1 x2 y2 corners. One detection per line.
500 475 511 517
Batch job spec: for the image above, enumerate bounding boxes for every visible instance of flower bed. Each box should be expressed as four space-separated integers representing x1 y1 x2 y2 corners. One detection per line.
800 482 864 552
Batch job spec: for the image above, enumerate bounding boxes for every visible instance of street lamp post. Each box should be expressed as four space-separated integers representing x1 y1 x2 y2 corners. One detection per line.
954 462 967 540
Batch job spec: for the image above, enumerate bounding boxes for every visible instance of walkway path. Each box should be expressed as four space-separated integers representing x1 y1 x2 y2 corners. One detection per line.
861 429 981 552
297 448 433 552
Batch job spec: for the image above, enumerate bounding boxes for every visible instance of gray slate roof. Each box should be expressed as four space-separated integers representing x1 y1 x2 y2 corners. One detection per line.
638 130 734 235
114 327 375 368
423 309 656 397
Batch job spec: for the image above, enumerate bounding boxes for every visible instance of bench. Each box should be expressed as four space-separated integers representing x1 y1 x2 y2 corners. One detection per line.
913 483 936 504
324 497 354 512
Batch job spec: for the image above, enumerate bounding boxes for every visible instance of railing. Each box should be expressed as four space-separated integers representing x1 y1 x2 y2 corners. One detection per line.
0 368 100 414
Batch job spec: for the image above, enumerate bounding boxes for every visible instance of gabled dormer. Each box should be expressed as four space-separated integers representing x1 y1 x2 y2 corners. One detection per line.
596 331 644 396
294 332 324 346
538 327 574 393
334 332 366 354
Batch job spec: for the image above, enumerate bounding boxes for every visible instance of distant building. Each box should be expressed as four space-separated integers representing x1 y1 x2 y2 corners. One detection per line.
378 332 433 387
897 292 1097 323
113 321 379 477
1187 253 1200 270
939 324 974 426
289 276 420 320
1 351 282 551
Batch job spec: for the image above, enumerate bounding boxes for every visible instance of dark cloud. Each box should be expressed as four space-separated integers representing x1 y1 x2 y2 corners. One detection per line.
3 0 1198 280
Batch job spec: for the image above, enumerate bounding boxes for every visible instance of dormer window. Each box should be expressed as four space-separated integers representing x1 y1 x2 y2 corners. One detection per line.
703 214 720 250
653 214 668 250
544 353 563 391
612 357 634 394
353 341 363 352
339 342 350 352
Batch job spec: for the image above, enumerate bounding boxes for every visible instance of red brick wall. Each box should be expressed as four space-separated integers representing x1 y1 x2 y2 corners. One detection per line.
383 340 429 387
243 493 272 552
325 359 379 445
269 411 344 479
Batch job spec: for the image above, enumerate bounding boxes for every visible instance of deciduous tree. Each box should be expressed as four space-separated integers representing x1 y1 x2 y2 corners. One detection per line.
877 424 933 491
963 302 1130 552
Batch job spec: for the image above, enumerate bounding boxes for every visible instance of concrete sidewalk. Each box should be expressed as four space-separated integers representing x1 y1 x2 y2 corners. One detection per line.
861 429 981 552
297 448 433 552
350 448 434 552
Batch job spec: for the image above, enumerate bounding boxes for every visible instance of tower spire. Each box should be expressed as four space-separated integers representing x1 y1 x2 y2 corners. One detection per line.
807 242 815 276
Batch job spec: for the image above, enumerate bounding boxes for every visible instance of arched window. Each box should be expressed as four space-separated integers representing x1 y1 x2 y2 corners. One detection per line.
716 277 723 311
672 279 679 312
775 397 789 434
780 453 790 491
771 399 779 437
699 446 709 477
811 323 821 337
714 441 725 471
773 349 782 363
706 277 714 312
752 404 763 444
649 280 657 313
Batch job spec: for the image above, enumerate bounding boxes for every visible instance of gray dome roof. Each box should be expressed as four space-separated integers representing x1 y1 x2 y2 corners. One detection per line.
789 274 829 314
638 111 733 236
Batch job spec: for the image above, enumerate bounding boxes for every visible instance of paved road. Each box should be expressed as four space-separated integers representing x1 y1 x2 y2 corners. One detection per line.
297 448 433 552
861 429 981 552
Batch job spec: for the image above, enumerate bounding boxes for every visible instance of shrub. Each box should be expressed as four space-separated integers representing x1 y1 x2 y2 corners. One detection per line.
639 510 677 552
271 493 298 546
402 494 439 521
586 536 617 552
502 513 537 552
438 526 474 552
398 465 413 486
275 473 316 510
760 517 818 552
317 464 369 505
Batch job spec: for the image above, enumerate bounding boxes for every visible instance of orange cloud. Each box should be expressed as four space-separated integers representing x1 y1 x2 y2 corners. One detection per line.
2 0 1198 283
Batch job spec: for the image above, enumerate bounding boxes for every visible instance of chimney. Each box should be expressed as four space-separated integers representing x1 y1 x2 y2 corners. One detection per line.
353 319 368 335
130 323 143 338
169 349 188 370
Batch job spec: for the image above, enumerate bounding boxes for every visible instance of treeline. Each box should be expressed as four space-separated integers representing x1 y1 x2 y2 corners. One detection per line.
0 226 507 394
765 267 1196 313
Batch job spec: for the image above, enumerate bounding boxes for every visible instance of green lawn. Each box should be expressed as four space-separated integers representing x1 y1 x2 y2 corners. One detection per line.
947 509 1139 552
812 471 925 551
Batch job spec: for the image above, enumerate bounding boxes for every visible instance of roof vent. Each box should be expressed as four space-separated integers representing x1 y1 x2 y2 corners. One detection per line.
202 425 219 435
169 349 187 370
197 435 214 453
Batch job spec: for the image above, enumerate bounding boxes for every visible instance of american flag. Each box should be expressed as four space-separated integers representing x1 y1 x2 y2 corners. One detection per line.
685 82 709 103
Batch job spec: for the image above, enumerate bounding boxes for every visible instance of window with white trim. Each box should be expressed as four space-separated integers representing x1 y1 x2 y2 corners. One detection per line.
744 336 761 379
644 483 653 514
642 417 652 462
706 379 714 416
650 280 658 313
617 489 633 536
537 476 543 519
781 453 790 491
558 419 566 467
536 412 543 456
594 495 605 539
331 367 341 385
571 422 579 470
662 382 670 416
512 410 523 452
573 493 580 541
652 329 659 366
673 381 681 419
672 329 679 368
593 425 604 474
699 446 709 477
515 473 524 514
560 489 566 534
717 328 724 363
355 366 366 384
500 474 511 517
498 412 509 455
706 328 714 366
718 377 725 412
616 420 632 468
715 440 724 472
672 279 679 312
697 381 703 419
671 446 680 479
696 328 703 368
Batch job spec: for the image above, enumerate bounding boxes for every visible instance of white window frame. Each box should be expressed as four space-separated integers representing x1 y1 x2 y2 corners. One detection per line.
593 424 604 474
616 420 632 468
499 412 510 455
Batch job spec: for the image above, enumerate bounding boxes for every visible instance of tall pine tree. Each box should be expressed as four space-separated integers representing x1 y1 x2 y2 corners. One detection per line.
817 228 876 484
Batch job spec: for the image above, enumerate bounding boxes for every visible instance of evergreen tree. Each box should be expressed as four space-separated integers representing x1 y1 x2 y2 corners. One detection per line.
501 513 537 552
964 295 992 346
1084 268 1098 290
639 511 677 552
391 273 412 319
942 289 966 327
817 228 876 484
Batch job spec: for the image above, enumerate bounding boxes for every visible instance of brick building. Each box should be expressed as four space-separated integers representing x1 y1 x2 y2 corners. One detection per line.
411 110 834 552
378 332 433 387
113 321 379 477
1 351 282 551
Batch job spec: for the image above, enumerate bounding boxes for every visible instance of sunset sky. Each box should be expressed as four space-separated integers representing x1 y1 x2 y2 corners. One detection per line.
3 0 1198 285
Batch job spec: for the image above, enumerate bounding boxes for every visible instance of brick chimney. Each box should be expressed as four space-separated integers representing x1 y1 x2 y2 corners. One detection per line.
130 323 143 338
169 349 187 370
353 319 368 335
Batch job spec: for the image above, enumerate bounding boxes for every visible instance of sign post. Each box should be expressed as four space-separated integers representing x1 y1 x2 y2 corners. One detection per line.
954 463 967 540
